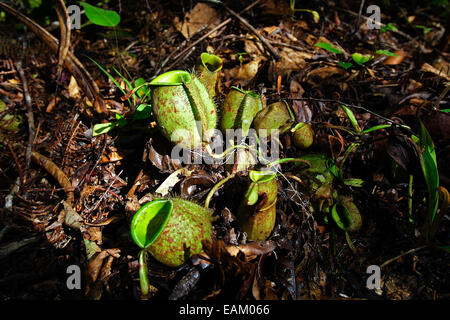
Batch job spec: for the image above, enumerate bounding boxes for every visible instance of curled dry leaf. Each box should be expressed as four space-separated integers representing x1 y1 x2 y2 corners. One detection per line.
305 66 345 86
269 47 312 81
383 50 407 65
420 63 450 81
155 167 193 197
225 240 276 261
173 3 221 39
68 76 81 99
224 58 263 86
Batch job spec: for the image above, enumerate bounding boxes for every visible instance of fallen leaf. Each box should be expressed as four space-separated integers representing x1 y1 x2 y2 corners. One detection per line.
383 50 407 65
155 167 193 197
421 62 450 81
68 76 81 99
173 3 221 40
269 47 312 81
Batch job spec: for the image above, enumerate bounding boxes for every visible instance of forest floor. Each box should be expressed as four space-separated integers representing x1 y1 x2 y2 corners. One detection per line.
0 0 449 300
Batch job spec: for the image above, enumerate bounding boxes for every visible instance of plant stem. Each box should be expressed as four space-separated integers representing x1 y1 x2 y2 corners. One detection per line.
408 174 414 223
266 157 311 168
138 250 150 296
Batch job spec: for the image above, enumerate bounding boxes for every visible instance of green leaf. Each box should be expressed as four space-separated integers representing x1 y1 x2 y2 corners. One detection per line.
134 78 150 99
376 49 399 57
93 122 117 136
381 22 398 32
28 0 42 10
314 42 343 54
440 108 450 113
437 246 450 253
130 200 173 249
352 52 373 65
340 105 361 133
413 25 433 34
362 124 392 133
343 178 365 187
133 104 152 120
115 113 127 127
83 239 101 260
418 119 439 223
337 61 353 70
79 2 120 27
86 56 127 96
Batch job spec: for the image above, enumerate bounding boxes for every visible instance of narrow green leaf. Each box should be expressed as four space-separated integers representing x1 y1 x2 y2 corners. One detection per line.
340 105 361 133
314 42 343 54
85 56 127 96
79 2 120 27
362 124 392 133
418 119 439 223
376 49 399 57
438 246 450 253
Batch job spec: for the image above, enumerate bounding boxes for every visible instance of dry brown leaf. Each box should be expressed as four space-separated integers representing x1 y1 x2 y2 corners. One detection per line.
225 241 276 261
68 76 81 99
86 226 103 245
174 3 220 40
383 50 407 65
420 62 450 81
224 58 263 86
270 47 311 80
305 66 345 86
262 26 279 34
244 39 265 59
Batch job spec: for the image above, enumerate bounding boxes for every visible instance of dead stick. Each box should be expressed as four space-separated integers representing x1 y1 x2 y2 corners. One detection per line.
31 151 74 207
0 2 101 105
14 61 35 166
54 0 71 80
380 246 427 268
219 2 281 61
167 0 262 69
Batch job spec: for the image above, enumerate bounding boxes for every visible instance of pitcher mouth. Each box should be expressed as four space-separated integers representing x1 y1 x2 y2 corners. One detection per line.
200 52 223 73
149 70 191 86
130 199 173 249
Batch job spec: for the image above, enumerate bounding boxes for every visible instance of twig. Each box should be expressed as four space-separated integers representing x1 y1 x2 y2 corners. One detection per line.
14 61 35 166
31 151 74 207
6 142 24 187
380 246 427 268
54 0 71 80
165 0 262 71
353 0 365 34
218 2 281 61
0 2 104 109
